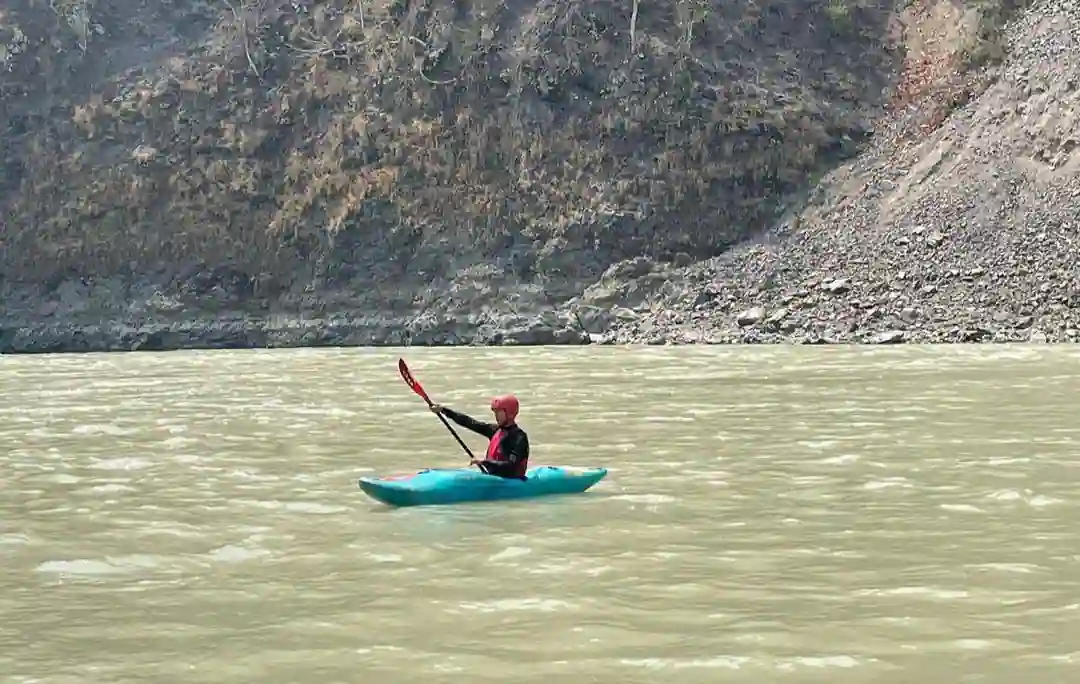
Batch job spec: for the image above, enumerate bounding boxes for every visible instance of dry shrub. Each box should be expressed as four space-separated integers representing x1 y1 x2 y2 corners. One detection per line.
2 0 915 290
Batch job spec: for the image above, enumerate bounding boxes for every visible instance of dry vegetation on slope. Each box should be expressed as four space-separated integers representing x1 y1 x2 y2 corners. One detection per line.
3 0 899 294
0 0 1056 350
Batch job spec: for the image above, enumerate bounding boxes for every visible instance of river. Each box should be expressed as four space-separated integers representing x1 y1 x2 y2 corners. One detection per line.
2 345 1079 683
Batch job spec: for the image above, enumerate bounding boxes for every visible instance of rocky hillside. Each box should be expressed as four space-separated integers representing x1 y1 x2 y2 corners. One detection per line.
583 0 1080 345
1 0 1071 351
2 0 897 277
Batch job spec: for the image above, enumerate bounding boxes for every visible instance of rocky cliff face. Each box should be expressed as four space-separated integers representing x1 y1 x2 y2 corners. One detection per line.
582 0 1080 345
2 0 1072 352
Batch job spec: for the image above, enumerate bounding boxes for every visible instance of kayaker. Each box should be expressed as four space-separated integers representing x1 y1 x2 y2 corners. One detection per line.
429 395 530 479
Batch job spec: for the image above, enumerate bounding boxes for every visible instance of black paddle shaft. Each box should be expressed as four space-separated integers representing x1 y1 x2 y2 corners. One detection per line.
433 410 476 461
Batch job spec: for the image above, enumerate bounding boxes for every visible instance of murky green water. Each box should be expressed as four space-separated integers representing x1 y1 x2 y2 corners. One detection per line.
2 345 1079 683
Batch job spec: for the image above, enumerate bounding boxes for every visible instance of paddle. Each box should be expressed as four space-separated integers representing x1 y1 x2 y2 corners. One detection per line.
397 358 477 461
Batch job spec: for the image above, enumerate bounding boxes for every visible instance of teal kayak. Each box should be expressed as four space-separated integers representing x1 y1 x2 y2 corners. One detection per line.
357 465 608 507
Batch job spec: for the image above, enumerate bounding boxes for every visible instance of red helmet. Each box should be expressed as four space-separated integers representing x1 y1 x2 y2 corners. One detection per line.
490 394 520 422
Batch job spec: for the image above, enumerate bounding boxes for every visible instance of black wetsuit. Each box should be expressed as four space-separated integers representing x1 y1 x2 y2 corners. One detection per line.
439 407 530 479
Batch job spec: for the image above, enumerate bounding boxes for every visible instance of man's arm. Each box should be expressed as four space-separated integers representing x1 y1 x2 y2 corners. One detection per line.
438 407 498 439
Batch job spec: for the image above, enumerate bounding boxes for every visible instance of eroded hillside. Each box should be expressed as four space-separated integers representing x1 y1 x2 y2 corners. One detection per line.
3 1 898 286
0 0 1056 350
587 0 1080 345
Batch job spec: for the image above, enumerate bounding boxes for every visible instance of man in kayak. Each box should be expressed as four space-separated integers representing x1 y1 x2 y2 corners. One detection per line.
429 395 530 479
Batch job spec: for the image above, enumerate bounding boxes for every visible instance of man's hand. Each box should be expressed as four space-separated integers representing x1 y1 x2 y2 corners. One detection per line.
429 404 443 413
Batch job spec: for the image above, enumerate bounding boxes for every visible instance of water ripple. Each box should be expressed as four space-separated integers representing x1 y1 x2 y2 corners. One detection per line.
2 345 1080 682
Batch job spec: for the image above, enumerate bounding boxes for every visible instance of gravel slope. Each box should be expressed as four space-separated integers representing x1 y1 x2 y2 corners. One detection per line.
584 0 1080 345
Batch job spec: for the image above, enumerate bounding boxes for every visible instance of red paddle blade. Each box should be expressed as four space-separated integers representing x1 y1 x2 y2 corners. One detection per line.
398 358 431 402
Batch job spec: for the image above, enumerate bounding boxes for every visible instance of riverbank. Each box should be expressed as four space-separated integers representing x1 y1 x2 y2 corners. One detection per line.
2 239 1075 353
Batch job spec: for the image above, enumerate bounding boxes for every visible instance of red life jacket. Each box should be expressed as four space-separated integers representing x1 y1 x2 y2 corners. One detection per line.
485 429 504 461
485 427 527 477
